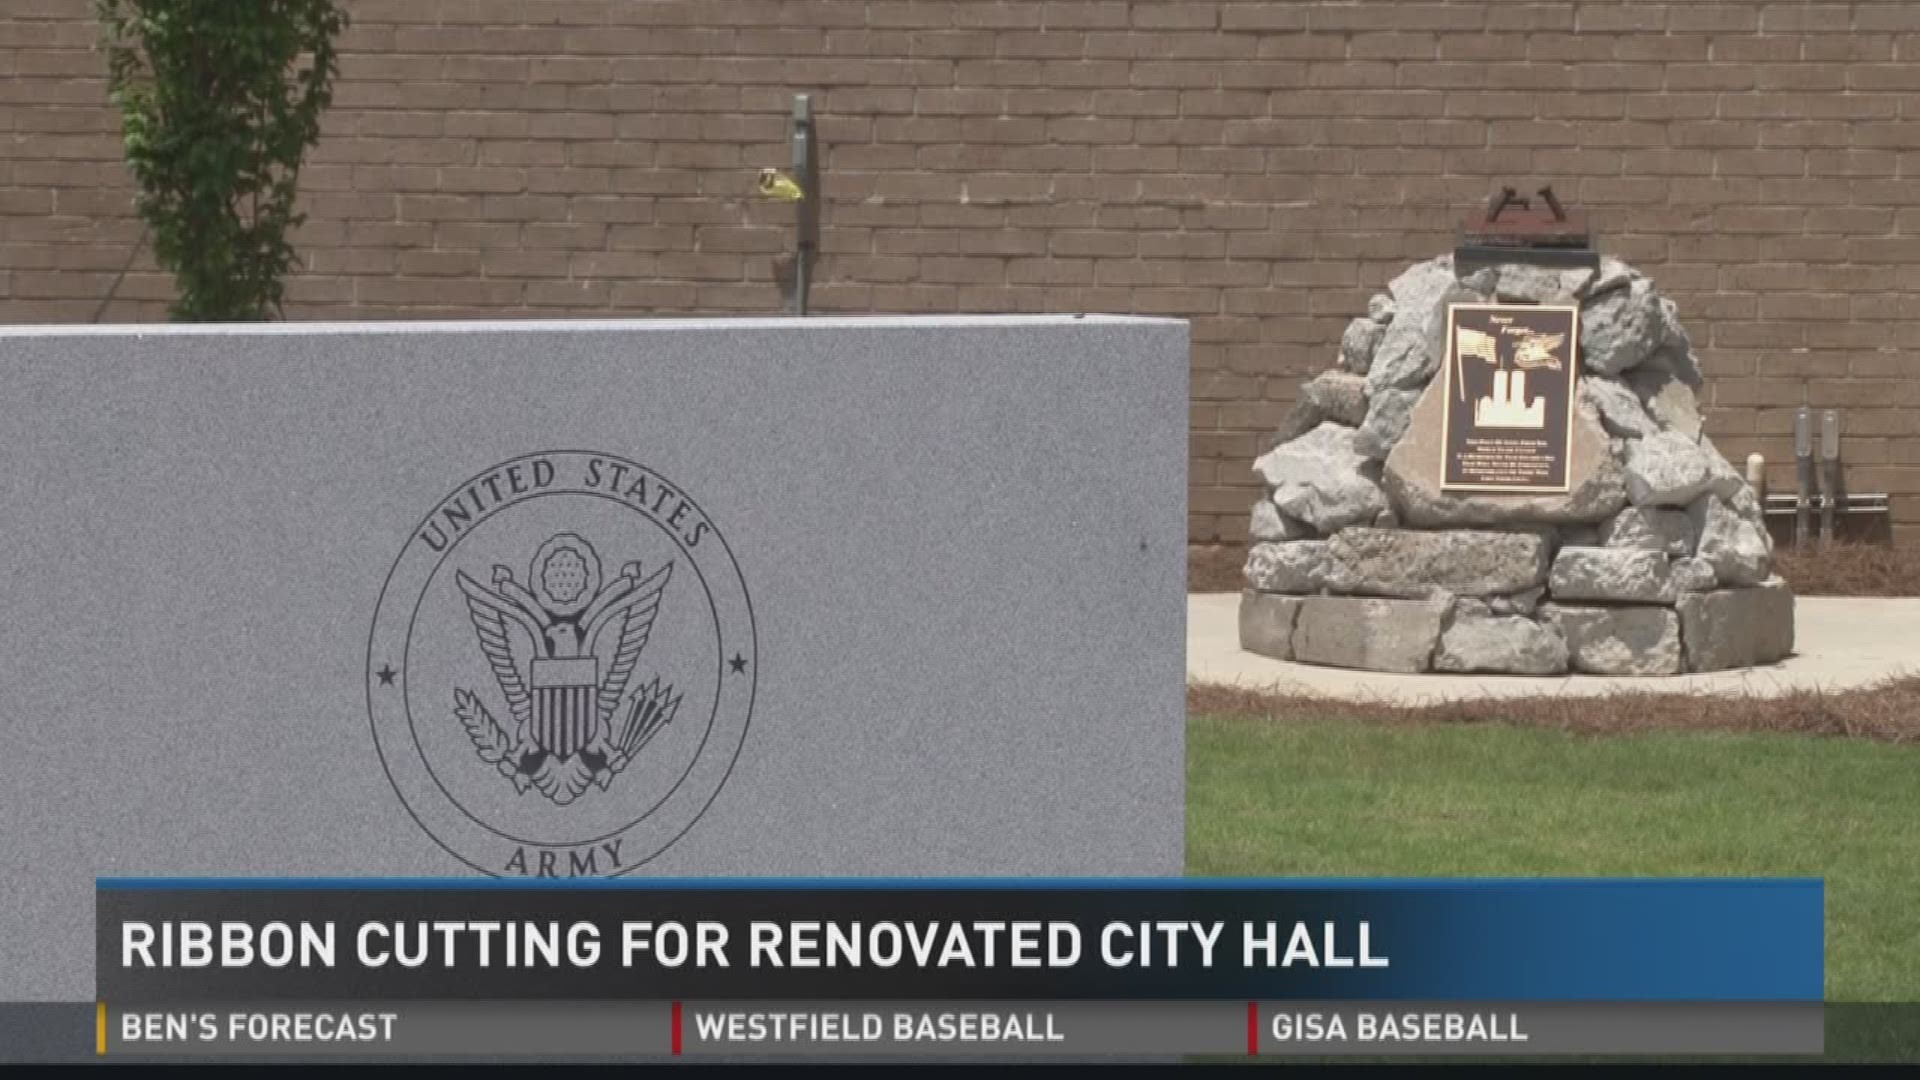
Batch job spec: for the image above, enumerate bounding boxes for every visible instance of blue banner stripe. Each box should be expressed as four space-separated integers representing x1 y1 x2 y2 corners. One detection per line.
95 879 1823 1002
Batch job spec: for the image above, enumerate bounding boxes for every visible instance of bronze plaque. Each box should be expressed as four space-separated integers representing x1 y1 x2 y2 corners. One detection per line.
1439 303 1580 493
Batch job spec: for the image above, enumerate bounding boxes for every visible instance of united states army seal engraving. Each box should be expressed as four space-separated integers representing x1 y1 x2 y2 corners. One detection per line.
367 451 756 877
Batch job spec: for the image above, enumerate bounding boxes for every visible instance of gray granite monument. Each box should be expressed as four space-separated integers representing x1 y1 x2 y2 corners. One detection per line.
0 314 1188 1003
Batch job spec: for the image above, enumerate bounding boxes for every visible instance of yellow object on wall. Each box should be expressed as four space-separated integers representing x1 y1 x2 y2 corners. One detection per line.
757 168 804 202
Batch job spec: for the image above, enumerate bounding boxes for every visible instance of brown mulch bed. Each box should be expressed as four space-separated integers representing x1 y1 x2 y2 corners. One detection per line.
1774 542 1920 597
1189 679 1920 744
1191 541 1920 597
1189 544 1247 592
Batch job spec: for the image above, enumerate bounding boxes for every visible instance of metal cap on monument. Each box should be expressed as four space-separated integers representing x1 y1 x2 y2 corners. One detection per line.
1455 185 1598 275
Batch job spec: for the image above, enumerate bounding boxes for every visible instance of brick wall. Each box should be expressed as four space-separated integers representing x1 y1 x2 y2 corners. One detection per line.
3 0 1918 543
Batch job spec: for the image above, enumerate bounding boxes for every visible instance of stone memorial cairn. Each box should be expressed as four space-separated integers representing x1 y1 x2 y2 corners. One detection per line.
1239 254 1793 676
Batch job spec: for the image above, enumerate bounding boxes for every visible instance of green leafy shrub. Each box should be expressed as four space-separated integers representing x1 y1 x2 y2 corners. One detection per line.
98 0 346 321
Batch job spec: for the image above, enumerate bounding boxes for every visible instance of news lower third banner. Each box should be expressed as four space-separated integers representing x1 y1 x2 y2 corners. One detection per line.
92 878 1824 1059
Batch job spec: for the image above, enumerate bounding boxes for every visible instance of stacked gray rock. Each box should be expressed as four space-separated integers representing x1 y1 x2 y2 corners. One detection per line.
1240 253 1794 676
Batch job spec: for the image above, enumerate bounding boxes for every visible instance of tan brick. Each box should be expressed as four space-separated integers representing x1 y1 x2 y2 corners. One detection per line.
1131 3 1216 30
1090 88 1179 115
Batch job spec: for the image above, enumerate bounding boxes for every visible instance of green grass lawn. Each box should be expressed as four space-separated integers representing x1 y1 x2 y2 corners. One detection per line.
1188 712 1920 1003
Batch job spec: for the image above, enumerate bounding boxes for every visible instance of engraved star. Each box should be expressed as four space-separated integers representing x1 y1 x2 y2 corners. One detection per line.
376 664 397 687
729 653 748 675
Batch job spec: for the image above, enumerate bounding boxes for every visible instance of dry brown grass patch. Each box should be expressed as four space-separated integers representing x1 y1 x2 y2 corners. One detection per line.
1773 541 1920 597
1189 544 1246 592
1188 677 1920 743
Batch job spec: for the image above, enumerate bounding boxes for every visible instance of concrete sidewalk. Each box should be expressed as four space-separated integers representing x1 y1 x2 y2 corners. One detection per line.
1188 593 1920 701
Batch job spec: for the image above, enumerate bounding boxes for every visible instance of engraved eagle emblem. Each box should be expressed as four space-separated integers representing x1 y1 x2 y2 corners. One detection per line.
1510 331 1565 371
452 533 682 805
